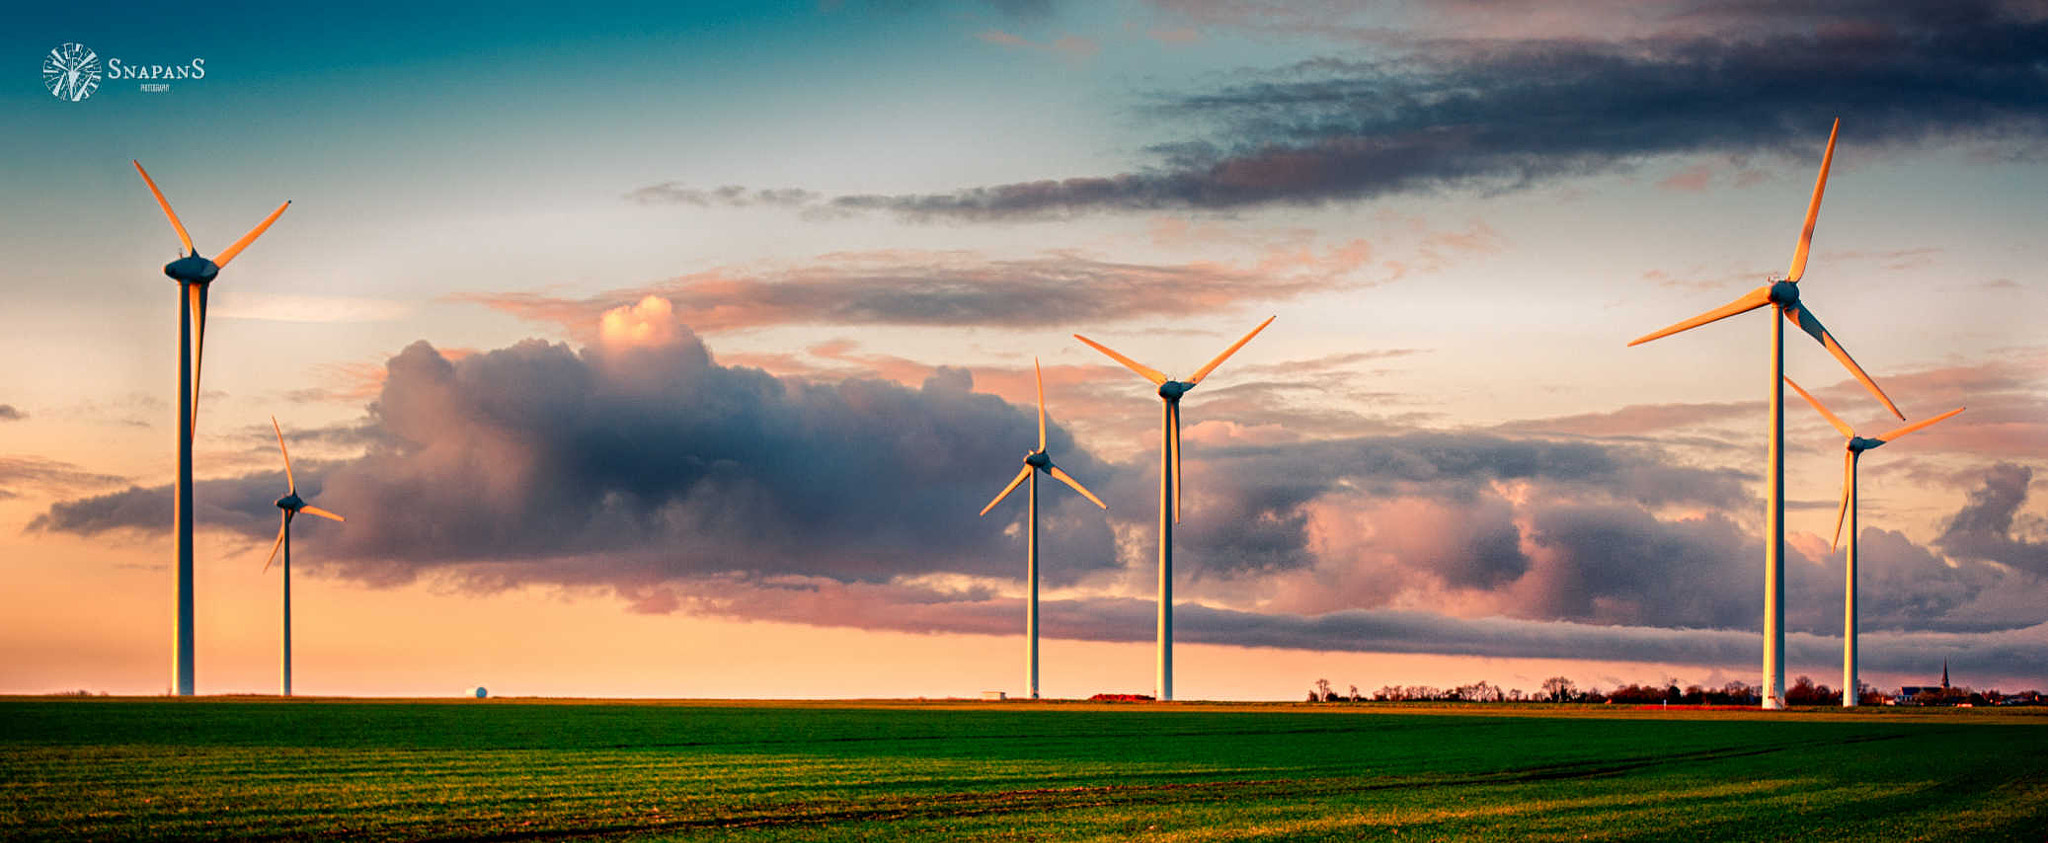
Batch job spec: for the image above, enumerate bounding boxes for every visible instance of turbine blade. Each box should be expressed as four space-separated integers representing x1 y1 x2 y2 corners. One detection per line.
1170 402 1183 524
1626 286 1771 347
189 283 209 436
212 200 291 269
1787 118 1840 284
132 160 194 256
1035 357 1047 451
1831 450 1853 551
1187 316 1276 385
1048 465 1107 510
979 466 1033 517
262 515 287 572
271 416 296 494
300 505 345 523
1782 303 1903 419
1073 334 1168 385
1875 406 1965 443
1783 376 1855 439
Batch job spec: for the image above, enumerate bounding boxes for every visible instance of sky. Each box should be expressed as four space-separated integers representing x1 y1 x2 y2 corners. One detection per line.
5 0 2046 700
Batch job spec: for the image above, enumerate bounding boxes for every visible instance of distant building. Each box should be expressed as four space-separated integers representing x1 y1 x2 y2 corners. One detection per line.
981 691 1007 701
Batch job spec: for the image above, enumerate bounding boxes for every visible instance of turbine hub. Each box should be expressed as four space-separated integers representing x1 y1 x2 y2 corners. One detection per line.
164 255 218 284
1848 436 1883 452
1024 451 1051 469
1157 381 1191 400
275 492 304 511
1767 280 1800 305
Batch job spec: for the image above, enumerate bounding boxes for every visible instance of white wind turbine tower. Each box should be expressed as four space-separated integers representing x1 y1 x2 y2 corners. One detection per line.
134 161 291 696
1628 119 1903 709
980 359 1107 700
1074 317 1274 701
263 417 345 697
1785 377 1962 707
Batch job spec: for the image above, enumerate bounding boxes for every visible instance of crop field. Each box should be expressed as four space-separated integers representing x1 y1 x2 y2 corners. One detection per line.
2 698 2044 841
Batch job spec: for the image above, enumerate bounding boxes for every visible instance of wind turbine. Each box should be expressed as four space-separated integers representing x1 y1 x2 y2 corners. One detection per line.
134 160 291 695
263 417 344 697
980 359 1107 700
1074 317 1274 701
1627 119 1902 709
1785 377 1961 708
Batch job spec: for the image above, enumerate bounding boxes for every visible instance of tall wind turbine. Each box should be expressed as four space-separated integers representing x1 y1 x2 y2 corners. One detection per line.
1785 378 1961 708
263 417 345 697
134 161 291 695
1627 120 1902 709
1074 317 1274 701
980 359 1107 700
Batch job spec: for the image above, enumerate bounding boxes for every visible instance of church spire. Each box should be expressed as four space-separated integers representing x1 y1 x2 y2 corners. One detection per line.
1942 659 1950 690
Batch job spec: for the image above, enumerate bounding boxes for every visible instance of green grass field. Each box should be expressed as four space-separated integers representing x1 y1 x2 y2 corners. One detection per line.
2 698 2043 841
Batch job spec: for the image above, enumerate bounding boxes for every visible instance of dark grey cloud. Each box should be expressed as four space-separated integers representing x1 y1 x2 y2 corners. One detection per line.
0 405 23 421
1937 463 2048 576
674 2 2048 220
33 332 1120 591
625 184 821 208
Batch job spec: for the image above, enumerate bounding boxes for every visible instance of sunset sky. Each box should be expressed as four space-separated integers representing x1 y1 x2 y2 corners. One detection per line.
6 0 2046 699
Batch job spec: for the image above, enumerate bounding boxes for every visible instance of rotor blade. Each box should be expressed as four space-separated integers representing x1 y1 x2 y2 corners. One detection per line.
1626 286 1771 347
300 505 345 523
1782 303 1903 419
1875 406 1964 444
1783 376 1855 439
262 514 287 573
212 200 291 269
1035 357 1047 451
1048 465 1107 510
132 160 194 256
1170 401 1183 524
1187 315 1276 385
1831 450 1853 551
271 416 296 494
1073 334 1168 385
979 466 1033 517
188 283 209 436
1787 118 1840 284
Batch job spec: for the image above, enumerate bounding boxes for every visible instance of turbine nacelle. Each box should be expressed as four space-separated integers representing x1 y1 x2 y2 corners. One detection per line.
275 492 305 512
164 255 218 284
1847 435 1885 453
1156 381 1192 401
1024 450 1051 469
1767 279 1800 306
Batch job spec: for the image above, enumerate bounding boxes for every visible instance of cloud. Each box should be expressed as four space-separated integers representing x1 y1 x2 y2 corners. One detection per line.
624 184 821 208
1938 463 2048 576
666 2 2048 220
30 307 2045 677
455 248 1358 339
0 456 125 503
0 405 23 421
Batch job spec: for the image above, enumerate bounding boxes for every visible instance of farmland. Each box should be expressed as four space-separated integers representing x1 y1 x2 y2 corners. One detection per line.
2 698 2043 841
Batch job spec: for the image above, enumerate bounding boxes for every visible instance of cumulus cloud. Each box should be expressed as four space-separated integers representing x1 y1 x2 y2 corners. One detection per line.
0 456 124 503
29 306 2046 675
0 405 24 421
1938 463 2048 576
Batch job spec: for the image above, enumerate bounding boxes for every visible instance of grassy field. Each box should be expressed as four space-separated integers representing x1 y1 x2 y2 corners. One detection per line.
2 698 2044 841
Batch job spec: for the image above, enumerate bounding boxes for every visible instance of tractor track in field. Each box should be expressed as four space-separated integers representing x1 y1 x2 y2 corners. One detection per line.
372 734 1916 842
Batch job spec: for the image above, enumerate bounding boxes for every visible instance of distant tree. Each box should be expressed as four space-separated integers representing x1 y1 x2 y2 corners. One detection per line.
1376 685 1403 701
1507 688 1525 702
1315 678 1333 702
1348 685 1361 703
1683 684 1705 705
1541 676 1576 703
